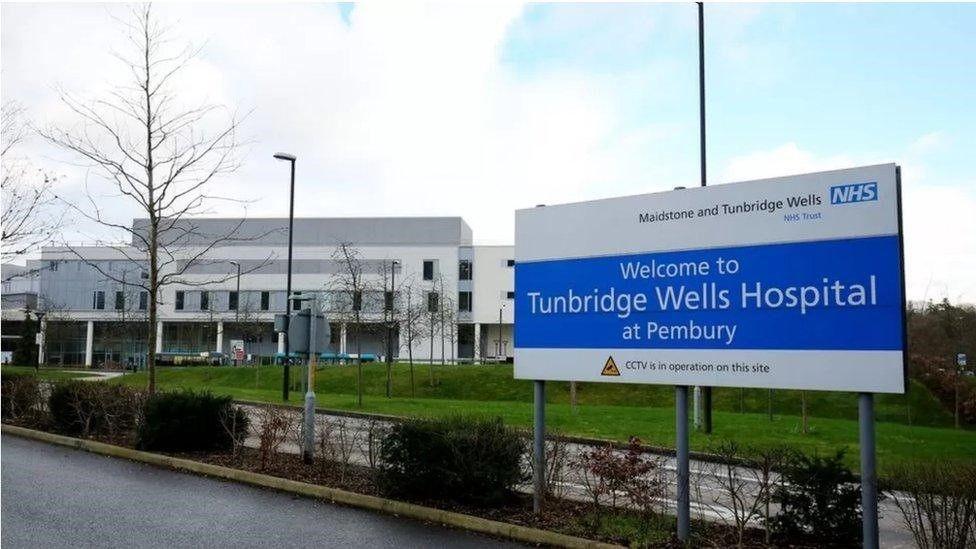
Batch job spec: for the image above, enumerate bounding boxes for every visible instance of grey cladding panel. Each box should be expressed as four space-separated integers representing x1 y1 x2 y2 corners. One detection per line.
132 217 473 247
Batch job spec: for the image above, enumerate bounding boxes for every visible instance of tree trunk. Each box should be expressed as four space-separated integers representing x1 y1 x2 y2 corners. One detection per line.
408 343 415 397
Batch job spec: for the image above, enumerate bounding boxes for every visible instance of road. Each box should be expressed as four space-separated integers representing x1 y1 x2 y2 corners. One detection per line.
0 435 520 549
241 404 917 548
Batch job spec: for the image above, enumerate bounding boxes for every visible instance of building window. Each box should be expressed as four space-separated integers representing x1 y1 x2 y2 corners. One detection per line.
92 291 105 310
175 291 185 311
458 260 472 281
458 291 472 312
140 270 149 280
385 291 394 311
115 291 125 310
229 291 238 311
260 291 270 311
49 261 59 271
427 292 439 312
139 291 148 311
292 293 301 311
506 259 515 267
200 291 210 311
506 291 515 299
423 260 435 281
352 291 363 312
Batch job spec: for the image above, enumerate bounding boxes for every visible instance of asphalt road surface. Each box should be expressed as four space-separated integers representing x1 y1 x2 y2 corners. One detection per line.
1 435 521 549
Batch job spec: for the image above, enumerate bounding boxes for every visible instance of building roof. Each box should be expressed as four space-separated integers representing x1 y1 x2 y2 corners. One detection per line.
131 217 474 247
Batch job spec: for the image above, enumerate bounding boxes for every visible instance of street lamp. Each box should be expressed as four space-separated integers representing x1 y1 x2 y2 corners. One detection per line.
229 261 241 323
229 261 242 366
386 260 399 397
274 152 297 401
497 302 507 362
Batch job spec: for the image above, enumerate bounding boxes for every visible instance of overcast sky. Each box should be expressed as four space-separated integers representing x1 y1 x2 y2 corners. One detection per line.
2 2 974 302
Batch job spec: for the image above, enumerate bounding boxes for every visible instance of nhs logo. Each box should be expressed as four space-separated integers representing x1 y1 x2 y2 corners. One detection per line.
830 182 878 205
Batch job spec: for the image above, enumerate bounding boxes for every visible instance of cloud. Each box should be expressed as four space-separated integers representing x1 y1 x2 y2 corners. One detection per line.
3 2 653 246
721 142 856 182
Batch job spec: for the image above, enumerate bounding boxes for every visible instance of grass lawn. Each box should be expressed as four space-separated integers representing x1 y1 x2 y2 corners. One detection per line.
1 365 104 381
105 362 976 473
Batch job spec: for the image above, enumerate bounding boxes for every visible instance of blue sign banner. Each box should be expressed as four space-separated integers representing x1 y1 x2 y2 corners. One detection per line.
515 235 903 351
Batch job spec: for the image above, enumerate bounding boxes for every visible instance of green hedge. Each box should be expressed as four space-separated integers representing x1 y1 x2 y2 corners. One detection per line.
378 416 526 506
137 390 248 452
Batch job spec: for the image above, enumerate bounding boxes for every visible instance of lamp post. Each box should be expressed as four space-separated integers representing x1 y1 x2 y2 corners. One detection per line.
229 261 241 323
274 152 297 401
497 302 507 361
229 261 241 366
386 260 399 397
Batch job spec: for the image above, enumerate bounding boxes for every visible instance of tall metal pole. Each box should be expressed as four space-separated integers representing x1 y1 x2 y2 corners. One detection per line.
697 1 713 435
859 393 879 548
275 153 297 402
303 298 318 464
676 385 690 541
497 307 502 359
387 260 397 397
533 380 546 514
235 262 241 323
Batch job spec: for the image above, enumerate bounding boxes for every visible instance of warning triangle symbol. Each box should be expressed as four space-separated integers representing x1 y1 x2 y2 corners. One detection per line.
601 356 620 376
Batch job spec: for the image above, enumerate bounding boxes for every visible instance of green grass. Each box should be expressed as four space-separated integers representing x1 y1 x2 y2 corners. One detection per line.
104 363 976 473
1 365 103 381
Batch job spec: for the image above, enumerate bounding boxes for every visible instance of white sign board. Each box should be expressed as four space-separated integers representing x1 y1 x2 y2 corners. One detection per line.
230 339 245 361
515 164 906 393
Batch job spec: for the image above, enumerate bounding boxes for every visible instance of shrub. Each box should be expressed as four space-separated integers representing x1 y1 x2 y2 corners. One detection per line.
137 390 248 452
572 437 665 533
49 381 141 437
768 449 876 544
378 416 526 506
885 459 976 549
1 373 42 420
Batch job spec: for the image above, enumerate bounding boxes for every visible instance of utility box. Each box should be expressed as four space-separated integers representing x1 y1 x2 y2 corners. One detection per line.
288 309 330 354
274 314 289 333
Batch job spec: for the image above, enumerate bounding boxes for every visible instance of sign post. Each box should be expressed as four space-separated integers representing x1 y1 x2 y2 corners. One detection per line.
859 393 878 548
533 380 546 513
514 164 906 543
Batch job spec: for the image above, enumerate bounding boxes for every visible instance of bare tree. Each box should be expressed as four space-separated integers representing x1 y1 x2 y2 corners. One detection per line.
1 101 64 260
330 242 369 406
375 261 403 398
398 282 426 397
40 5 266 393
441 292 458 365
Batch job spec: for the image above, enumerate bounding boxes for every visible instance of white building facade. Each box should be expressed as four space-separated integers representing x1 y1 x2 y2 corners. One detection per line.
22 217 514 368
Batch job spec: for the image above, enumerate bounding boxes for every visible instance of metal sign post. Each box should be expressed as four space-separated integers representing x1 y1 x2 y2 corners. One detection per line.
675 386 690 542
859 393 879 548
533 380 546 514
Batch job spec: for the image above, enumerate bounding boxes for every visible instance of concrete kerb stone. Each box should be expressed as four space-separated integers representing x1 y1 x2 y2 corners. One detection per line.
1 424 621 549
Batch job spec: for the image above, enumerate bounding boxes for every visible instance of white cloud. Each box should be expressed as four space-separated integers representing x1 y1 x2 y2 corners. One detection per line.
4 2 672 247
721 142 857 182
721 140 976 303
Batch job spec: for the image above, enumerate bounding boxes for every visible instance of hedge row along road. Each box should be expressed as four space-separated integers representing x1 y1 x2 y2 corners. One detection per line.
4 363 973 471
236 402 917 547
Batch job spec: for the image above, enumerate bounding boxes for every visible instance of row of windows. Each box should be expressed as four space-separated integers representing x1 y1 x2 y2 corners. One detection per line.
423 258 514 282
92 290 148 311
92 288 510 313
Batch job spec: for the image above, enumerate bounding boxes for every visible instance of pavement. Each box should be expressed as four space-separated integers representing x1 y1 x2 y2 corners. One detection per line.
0 434 521 549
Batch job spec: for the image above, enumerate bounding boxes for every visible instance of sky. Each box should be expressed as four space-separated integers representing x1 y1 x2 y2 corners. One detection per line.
2 2 974 302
